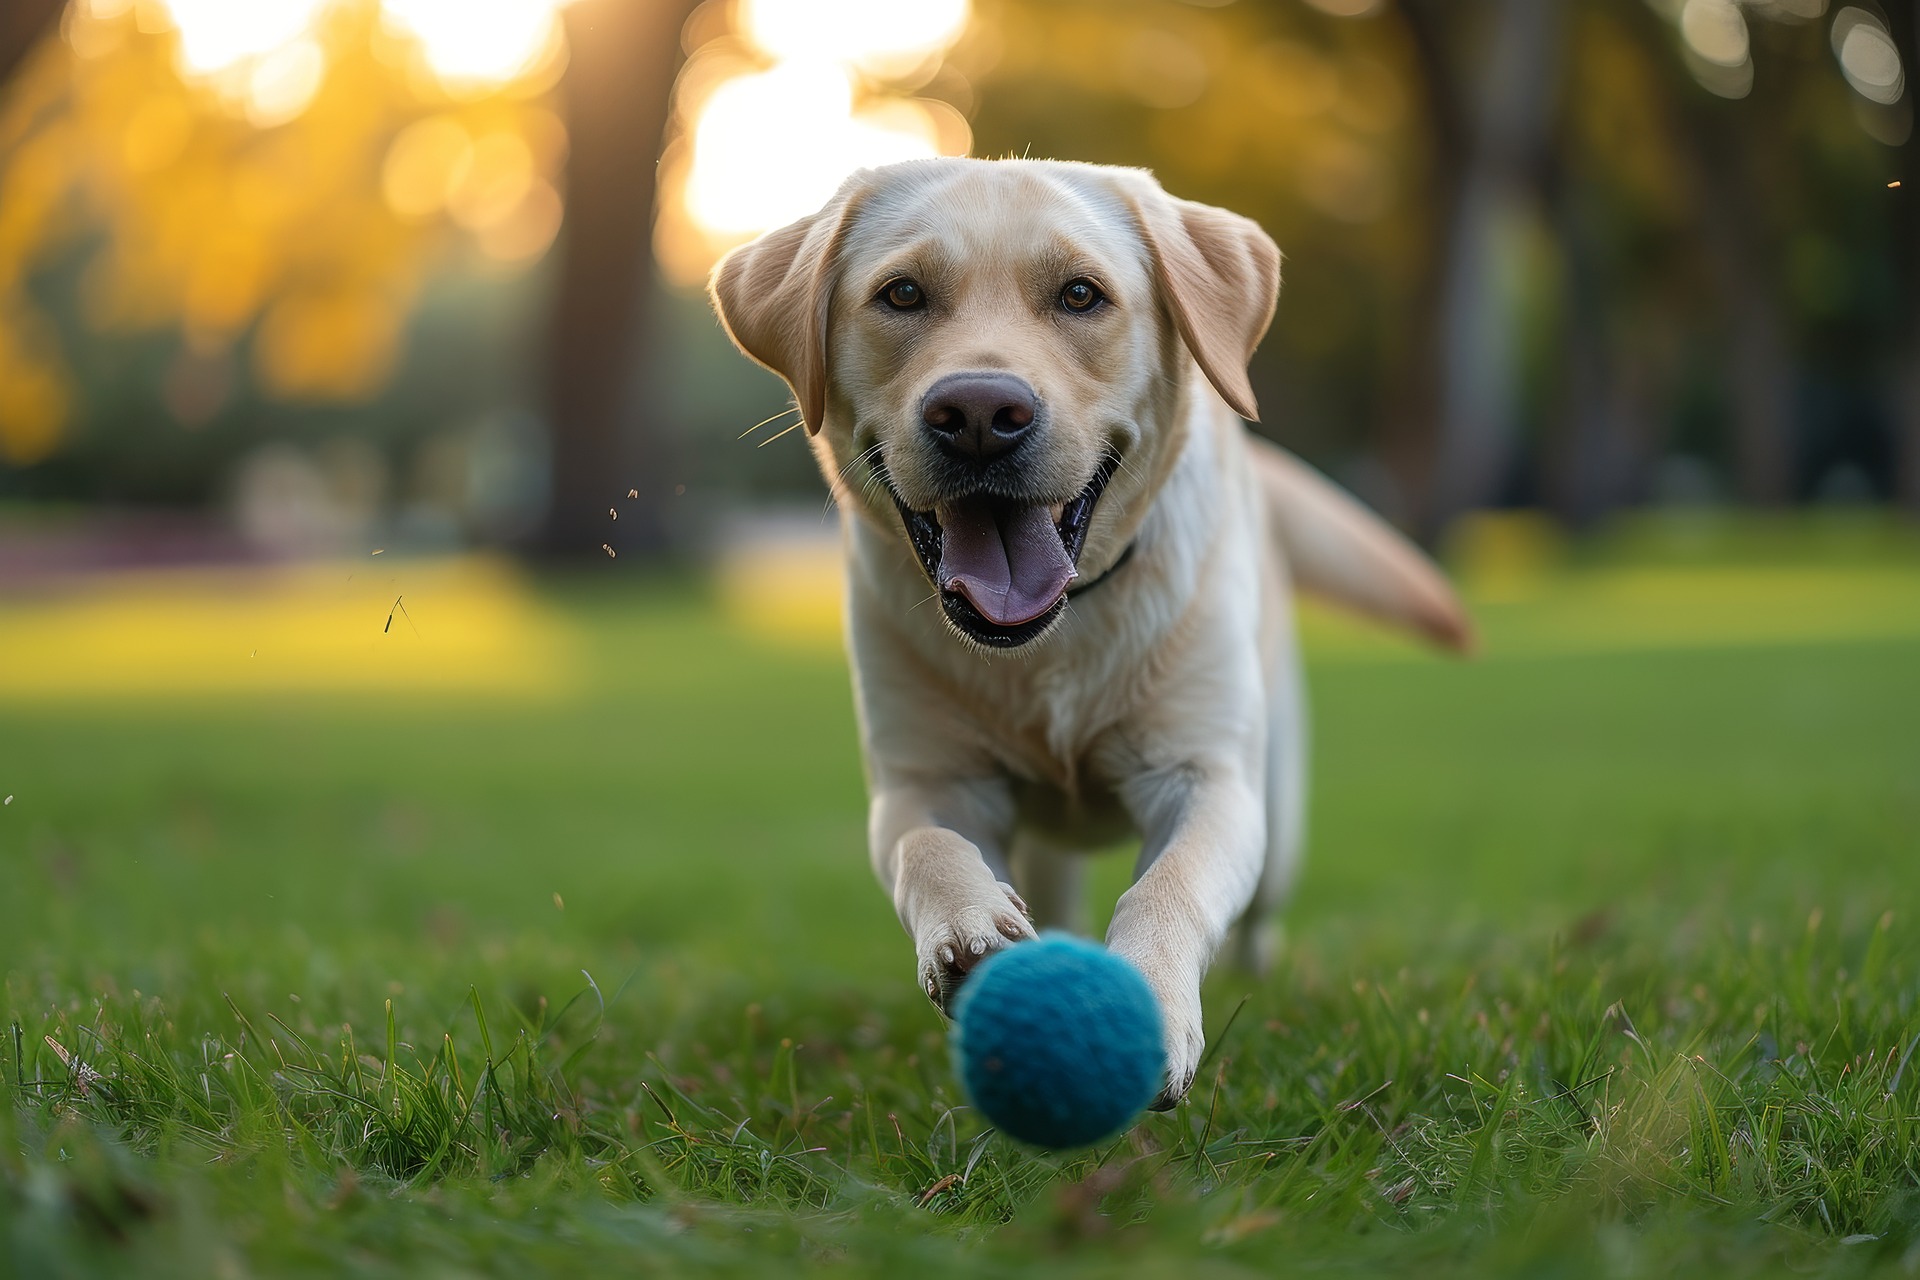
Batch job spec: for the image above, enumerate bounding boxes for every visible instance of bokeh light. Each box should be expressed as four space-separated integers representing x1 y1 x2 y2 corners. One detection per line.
380 0 569 91
657 0 975 286
1299 0 1385 16
141 0 571 100
1675 0 1756 98
1680 0 1750 68
381 115 474 219
244 38 327 127
740 0 969 77
684 62 943 236
1831 7 1905 106
0 0 578 468
154 0 329 77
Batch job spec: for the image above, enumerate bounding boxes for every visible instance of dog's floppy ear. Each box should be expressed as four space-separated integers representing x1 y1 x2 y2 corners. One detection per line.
1129 185 1281 422
708 186 864 435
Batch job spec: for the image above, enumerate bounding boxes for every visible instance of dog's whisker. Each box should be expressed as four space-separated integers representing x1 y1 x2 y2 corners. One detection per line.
853 463 894 508
1104 444 1147 490
736 405 803 440
756 420 805 448
835 442 885 491
841 472 884 516
829 442 888 513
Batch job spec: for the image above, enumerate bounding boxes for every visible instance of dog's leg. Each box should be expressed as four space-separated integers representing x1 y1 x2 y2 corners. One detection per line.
1010 831 1088 935
1107 762 1267 1111
1230 626 1307 974
871 780 1036 1013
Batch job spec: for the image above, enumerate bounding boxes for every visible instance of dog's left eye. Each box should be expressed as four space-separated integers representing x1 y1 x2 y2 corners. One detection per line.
880 278 925 311
1060 279 1105 313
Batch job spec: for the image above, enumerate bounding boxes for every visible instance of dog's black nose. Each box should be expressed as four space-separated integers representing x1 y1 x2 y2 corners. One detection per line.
920 371 1038 463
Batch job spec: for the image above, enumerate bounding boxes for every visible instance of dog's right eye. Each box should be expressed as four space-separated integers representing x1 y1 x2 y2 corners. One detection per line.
880 278 925 311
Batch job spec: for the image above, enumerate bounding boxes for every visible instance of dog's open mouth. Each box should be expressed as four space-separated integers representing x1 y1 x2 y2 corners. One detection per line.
893 459 1118 649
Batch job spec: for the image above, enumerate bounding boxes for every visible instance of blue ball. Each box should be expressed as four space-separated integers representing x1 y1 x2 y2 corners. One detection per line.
950 934 1165 1149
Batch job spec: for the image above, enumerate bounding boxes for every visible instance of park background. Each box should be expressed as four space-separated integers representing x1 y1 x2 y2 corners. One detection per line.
2 1 1919 1277
0 0 1916 549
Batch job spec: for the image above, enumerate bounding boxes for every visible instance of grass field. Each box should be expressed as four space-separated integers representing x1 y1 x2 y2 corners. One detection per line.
4 515 1920 1277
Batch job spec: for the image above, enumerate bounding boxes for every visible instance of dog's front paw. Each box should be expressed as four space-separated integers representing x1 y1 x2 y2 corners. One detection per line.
918 881 1034 1014
1145 980 1206 1112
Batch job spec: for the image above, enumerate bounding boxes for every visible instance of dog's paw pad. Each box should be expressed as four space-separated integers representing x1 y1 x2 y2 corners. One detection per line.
917 890 1036 1014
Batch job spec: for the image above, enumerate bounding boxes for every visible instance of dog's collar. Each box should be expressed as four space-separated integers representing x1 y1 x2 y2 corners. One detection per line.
1067 541 1136 599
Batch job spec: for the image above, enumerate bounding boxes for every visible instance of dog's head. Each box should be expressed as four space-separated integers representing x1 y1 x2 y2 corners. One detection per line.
710 159 1279 651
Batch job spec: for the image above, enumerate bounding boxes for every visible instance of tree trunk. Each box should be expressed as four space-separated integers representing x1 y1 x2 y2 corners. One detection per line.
1378 0 1468 533
538 0 700 559
1627 3 1797 505
0 0 61 88
1393 0 1568 540
1888 2 1920 510
1541 155 1652 528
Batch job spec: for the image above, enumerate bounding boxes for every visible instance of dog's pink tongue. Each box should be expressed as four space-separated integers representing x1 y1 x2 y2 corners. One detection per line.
938 500 1075 627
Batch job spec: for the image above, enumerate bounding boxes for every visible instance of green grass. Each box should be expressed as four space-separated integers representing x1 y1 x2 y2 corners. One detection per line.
5 526 1920 1277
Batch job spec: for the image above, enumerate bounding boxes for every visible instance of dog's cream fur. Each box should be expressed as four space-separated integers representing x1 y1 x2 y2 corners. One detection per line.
711 158 1469 1108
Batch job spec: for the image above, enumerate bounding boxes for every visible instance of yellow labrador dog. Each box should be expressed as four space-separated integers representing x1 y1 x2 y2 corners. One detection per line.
710 158 1469 1109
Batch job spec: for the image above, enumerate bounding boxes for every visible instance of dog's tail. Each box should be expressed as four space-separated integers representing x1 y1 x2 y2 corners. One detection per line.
1250 437 1475 653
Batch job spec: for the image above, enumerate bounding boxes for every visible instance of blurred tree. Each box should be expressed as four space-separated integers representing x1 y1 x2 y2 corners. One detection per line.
1890 2 1920 509
967 0 1428 508
969 0 1905 534
1626 0 1796 507
1398 0 1567 536
540 0 699 559
1536 4 1688 524
2 0 1910 534
0 0 572 515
